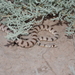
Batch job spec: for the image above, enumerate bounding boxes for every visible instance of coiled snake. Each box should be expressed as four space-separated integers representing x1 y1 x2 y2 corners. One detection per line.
0 24 59 48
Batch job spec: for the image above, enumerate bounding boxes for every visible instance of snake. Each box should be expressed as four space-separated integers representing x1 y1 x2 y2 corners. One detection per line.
0 24 59 48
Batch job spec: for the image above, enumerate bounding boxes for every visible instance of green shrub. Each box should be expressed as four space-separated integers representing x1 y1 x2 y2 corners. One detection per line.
0 0 75 40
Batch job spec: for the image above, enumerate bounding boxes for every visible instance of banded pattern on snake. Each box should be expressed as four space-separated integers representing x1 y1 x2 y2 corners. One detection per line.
0 24 59 48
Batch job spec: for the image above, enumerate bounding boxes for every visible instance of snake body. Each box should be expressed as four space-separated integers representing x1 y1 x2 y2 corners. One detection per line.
0 24 59 48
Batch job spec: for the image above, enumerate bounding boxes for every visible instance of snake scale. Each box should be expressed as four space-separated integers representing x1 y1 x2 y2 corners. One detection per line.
0 24 59 48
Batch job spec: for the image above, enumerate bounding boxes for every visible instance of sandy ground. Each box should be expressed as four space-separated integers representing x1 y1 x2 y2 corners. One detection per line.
0 20 75 75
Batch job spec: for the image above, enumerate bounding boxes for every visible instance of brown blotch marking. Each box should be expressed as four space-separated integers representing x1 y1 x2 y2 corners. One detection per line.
55 34 59 36
22 45 25 48
44 44 46 46
46 37 48 40
51 28 53 30
51 38 54 41
52 44 55 47
47 25 49 29
32 34 37 37
38 43 41 46
3 25 6 28
55 36 58 39
30 41 35 45
25 38 29 40
43 25 45 28
21 40 24 44
34 28 38 31
37 38 40 40
27 42 29 46
32 38 37 42
29 28 33 30
41 36 43 39
7 28 10 30
38 25 41 29
32 31 37 33
54 31 57 33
